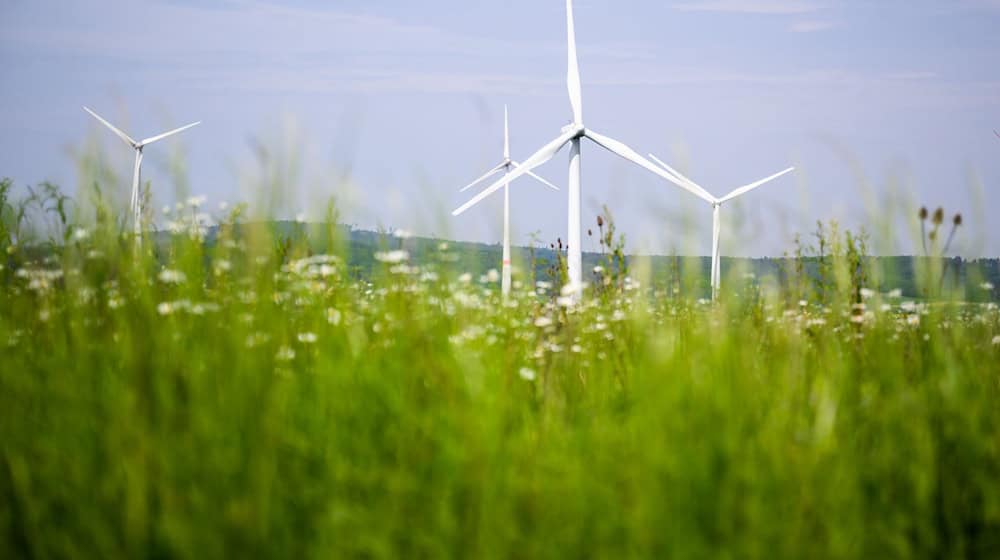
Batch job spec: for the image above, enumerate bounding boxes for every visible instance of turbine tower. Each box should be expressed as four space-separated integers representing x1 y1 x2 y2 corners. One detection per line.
452 0 707 299
84 107 200 238
456 105 559 296
648 153 794 300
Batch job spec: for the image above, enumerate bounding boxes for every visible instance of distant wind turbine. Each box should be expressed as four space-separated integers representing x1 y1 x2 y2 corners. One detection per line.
456 105 559 296
452 0 706 299
84 106 200 237
648 153 794 300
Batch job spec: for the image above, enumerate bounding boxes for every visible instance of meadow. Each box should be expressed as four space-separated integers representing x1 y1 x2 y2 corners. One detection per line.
2 179 1000 558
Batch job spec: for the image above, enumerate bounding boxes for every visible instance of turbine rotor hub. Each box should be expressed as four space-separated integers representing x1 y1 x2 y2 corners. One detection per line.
561 123 585 137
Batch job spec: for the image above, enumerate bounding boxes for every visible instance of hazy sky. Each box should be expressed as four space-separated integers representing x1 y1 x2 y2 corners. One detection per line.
1 0 998 256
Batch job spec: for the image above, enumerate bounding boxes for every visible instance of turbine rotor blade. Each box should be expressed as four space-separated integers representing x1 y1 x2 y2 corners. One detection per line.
566 0 583 124
719 167 795 204
510 159 560 191
521 167 560 191
458 162 506 193
83 106 136 147
453 129 576 216
648 153 716 203
138 121 201 147
584 130 716 202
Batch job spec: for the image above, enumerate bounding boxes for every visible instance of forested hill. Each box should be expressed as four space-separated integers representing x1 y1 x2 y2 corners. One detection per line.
170 222 1000 301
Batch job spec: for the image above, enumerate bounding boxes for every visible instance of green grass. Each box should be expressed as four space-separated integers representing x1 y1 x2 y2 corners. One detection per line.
2 201 1000 558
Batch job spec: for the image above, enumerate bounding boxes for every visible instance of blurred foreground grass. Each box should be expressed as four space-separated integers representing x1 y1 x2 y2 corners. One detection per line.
1 180 1000 559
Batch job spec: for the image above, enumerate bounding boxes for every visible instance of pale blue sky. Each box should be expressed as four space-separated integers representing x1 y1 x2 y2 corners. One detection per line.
1 0 998 255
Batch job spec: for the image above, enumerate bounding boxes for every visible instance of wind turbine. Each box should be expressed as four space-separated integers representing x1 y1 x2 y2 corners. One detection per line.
83 106 200 237
456 105 560 296
452 0 707 299
647 153 794 300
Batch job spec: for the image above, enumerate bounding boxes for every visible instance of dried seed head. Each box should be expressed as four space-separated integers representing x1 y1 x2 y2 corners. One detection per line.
932 207 944 225
587 229 592 237
919 206 928 220
929 230 937 242
597 215 604 227
953 213 962 226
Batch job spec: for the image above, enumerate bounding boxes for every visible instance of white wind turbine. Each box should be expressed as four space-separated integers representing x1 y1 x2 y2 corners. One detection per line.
647 153 794 300
452 0 707 299
456 105 560 296
83 106 200 237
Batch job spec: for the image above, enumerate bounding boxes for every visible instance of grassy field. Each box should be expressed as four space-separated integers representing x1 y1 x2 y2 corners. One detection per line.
2 187 1000 558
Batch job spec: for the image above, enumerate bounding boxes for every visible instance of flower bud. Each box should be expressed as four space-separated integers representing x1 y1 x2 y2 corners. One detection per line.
932 207 944 226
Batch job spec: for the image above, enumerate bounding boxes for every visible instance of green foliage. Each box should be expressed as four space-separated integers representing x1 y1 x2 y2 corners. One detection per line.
1 186 1000 558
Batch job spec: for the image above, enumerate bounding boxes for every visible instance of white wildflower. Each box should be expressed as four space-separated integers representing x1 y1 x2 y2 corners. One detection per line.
907 314 920 326
981 282 995 291
860 288 875 299
593 265 605 274
888 289 902 298
275 346 296 361
374 250 409 264
458 272 473 284
534 316 553 328
519 367 536 381
297 332 318 344
186 195 207 208
158 269 187 284
799 300 808 308
991 335 1000 346
157 302 173 316
327 308 342 326
393 228 413 240
72 228 90 242
485 269 500 283
571 344 583 353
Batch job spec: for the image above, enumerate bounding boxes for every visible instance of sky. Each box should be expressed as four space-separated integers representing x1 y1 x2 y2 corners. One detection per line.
1 0 999 257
